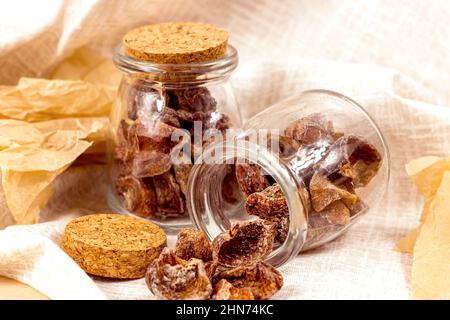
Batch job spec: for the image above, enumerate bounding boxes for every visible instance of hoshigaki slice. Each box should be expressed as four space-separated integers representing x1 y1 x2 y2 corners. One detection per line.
284 113 335 146
317 135 382 188
212 279 255 300
131 150 172 177
146 248 212 300
318 200 351 225
245 183 288 218
309 172 359 212
115 175 157 217
152 170 185 216
166 87 217 113
211 262 283 300
175 229 213 262
212 219 276 267
235 163 269 197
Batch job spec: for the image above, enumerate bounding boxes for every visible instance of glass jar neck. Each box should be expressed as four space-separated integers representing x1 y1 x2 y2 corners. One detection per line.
187 137 308 267
113 44 238 85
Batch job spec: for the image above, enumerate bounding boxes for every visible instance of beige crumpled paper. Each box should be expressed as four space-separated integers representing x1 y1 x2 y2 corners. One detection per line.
0 48 119 224
396 156 450 299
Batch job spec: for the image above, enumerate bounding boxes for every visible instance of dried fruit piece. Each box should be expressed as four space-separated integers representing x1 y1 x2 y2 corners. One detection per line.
305 214 340 246
212 219 276 267
318 135 382 187
285 113 335 146
116 175 157 217
131 150 171 177
212 262 283 300
131 118 178 150
205 261 219 280
277 135 301 158
146 248 212 300
173 163 192 197
266 215 289 245
212 279 255 300
153 170 185 216
115 120 138 161
318 200 351 225
221 165 242 204
245 184 288 218
167 87 217 113
175 229 213 262
235 163 269 197
309 172 359 212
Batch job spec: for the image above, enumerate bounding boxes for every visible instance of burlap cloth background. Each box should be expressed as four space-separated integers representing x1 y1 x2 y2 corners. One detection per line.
1 0 450 299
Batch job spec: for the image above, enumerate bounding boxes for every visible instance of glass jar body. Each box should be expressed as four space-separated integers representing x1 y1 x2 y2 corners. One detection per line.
188 90 390 267
108 45 241 231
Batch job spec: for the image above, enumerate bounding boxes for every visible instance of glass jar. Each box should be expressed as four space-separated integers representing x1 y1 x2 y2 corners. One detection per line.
108 44 241 232
188 90 390 267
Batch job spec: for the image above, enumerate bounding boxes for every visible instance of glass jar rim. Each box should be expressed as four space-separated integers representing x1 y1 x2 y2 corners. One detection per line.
113 43 238 76
187 139 308 268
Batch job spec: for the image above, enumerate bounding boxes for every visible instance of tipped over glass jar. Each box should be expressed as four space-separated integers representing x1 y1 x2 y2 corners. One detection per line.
187 90 390 267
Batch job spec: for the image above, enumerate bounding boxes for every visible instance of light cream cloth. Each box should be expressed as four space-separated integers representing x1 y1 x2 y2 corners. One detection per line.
1 0 450 299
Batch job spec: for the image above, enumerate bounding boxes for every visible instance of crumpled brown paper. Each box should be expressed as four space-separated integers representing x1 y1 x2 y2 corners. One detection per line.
0 47 119 224
396 156 450 299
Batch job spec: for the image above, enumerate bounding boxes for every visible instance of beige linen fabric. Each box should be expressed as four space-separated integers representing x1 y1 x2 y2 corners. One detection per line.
1 0 450 299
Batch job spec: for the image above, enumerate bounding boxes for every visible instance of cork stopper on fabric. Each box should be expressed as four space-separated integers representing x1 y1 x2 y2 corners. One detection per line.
123 22 228 64
61 214 166 279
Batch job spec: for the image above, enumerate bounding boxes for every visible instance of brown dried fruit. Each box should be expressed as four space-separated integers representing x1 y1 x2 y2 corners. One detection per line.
205 261 218 280
167 87 217 113
235 163 269 197
305 214 340 246
175 229 213 262
284 113 335 146
115 120 138 161
266 215 289 245
146 248 212 300
245 184 288 218
212 262 283 300
212 279 255 300
309 172 359 212
212 219 276 267
153 170 185 216
318 200 351 225
221 165 242 205
318 135 382 187
131 150 172 177
116 175 157 217
277 135 301 158
173 163 192 197
131 118 178 150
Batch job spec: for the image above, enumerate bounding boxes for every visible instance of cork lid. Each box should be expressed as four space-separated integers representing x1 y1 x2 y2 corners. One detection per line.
61 214 167 279
123 22 228 64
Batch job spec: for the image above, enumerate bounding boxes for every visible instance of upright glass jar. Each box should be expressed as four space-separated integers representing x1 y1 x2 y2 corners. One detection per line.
108 44 241 231
188 90 390 267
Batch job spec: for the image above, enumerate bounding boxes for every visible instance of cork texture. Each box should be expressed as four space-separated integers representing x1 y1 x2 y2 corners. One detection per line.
123 22 228 63
61 214 166 279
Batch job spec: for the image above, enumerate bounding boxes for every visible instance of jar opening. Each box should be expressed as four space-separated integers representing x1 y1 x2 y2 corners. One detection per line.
187 139 308 267
113 44 238 83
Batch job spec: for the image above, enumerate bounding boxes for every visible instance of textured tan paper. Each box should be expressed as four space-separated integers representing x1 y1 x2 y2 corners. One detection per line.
396 157 450 299
0 78 114 122
411 172 450 299
0 48 117 224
